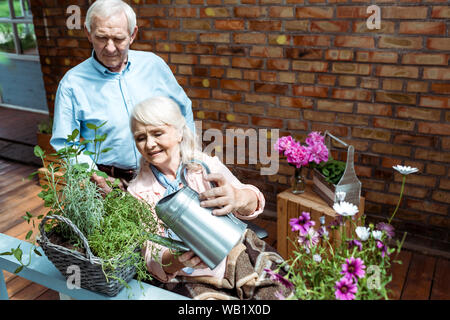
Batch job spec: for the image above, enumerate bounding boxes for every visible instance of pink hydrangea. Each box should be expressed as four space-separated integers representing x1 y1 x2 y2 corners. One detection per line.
274 136 295 153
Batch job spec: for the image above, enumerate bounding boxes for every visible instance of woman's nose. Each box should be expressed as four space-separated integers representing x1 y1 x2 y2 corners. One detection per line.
145 137 156 150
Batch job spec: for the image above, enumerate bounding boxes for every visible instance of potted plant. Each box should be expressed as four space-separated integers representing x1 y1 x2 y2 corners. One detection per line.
2 123 171 296
266 164 415 300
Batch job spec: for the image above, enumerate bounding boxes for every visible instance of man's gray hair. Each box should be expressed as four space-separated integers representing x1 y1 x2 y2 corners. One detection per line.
85 0 137 35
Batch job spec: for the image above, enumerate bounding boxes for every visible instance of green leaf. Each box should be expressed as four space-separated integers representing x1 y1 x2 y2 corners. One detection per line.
14 265 24 274
101 147 113 153
97 121 108 129
83 150 95 156
34 145 44 158
34 248 42 257
86 123 97 130
13 247 23 262
95 170 108 179
27 171 39 180
67 129 80 142
0 251 13 256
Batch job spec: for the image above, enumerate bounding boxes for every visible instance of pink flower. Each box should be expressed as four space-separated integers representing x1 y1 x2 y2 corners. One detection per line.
341 257 366 280
285 143 310 168
290 212 315 235
274 136 295 153
305 131 325 146
376 240 388 258
305 142 329 164
298 227 319 249
335 277 357 300
264 268 294 290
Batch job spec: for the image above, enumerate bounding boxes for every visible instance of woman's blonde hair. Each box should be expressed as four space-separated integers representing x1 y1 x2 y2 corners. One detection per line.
131 96 203 169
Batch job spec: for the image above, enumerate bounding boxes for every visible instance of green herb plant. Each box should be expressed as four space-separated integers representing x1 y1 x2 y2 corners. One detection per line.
311 158 346 185
2 123 163 290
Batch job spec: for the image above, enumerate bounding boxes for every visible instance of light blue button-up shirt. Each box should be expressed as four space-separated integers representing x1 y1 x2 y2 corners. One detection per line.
51 50 194 170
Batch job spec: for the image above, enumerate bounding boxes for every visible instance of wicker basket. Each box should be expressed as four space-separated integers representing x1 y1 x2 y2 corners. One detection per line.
37 215 137 297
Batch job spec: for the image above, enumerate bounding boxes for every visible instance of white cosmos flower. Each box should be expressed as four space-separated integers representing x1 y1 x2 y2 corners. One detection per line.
355 226 370 241
313 254 322 263
372 230 382 240
333 201 359 217
392 165 419 175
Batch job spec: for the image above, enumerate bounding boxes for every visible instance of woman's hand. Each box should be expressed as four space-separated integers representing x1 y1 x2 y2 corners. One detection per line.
90 172 126 196
198 173 257 216
162 250 207 273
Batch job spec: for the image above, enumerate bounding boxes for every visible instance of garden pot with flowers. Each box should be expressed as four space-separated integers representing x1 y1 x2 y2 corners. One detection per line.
275 131 361 208
266 164 417 300
1 124 172 297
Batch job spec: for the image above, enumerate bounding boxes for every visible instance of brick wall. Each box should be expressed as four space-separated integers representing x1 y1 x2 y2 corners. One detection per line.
29 0 449 251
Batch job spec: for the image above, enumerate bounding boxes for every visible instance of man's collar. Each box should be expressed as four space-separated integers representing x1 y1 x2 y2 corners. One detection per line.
90 50 132 75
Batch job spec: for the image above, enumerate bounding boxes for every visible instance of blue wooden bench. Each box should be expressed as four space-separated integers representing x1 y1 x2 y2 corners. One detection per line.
0 233 188 300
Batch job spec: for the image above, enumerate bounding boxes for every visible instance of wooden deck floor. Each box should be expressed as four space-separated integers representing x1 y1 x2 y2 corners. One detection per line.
0 158 449 300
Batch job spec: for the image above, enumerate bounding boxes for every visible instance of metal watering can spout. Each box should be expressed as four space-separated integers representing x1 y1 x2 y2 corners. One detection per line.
154 159 247 270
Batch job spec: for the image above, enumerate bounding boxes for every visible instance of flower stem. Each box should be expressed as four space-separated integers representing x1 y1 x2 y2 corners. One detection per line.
389 175 406 224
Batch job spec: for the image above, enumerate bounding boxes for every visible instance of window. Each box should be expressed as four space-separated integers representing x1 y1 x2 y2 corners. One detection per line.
0 0 38 59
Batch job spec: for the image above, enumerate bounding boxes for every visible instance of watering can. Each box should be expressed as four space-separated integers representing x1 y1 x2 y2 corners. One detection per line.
154 160 248 270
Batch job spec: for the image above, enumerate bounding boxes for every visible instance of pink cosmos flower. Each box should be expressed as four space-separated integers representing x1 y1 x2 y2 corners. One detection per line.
376 240 388 258
264 268 294 290
290 211 315 235
335 277 357 300
298 226 319 249
341 257 366 280
376 222 395 239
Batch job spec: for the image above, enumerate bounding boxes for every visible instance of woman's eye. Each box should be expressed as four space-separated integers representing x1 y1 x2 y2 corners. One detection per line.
135 136 145 142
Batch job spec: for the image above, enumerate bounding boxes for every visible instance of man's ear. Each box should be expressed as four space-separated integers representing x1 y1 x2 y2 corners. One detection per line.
130 26 138 44
84 25 92 43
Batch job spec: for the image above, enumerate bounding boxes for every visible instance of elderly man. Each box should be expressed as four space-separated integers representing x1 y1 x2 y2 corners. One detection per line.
51 0 194 189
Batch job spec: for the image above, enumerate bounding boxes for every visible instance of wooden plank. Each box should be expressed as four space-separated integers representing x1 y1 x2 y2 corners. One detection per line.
430 258 450 300
277 195 288 259
401 252 436 300
387 250 412 300
35 289 60 300
10 282 49 300
6 275 34 298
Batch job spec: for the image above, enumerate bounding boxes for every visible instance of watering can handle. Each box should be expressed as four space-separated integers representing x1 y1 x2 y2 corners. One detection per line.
180 159 218 189
179 159 245 227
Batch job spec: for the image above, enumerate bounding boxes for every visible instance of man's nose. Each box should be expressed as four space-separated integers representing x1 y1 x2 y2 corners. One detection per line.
105 39 116 52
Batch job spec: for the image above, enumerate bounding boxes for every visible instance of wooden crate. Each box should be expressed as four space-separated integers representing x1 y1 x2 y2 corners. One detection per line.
277 182 365 260
37 167 65 191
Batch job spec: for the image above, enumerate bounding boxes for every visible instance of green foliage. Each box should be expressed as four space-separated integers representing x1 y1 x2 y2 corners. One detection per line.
313 158 346 185
37 118 53 134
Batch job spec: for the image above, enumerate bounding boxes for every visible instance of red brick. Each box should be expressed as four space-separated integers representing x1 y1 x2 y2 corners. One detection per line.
357 103 392 116
372 143 411 157
399 22 446 35
250 46 283 58
249 20 282 32
200 7 230 18
293 85 328 98
153 19 180 29
379 36 422 50
318 75 336 86
393 134 436 148
168 7 197 17
199 33 230 43
373 117 415 131
431 83 450 94
397 106 441 121
255 83 289 95
311 123 348 137
311 21 349 33
215 20 245 30
356 51 398 63
332 88 371 101
407 81 428 93
293 36 330 47
221 80 251 91
427 38 450 51
279 97 313 109
170 54 197 65
285 20 309 31
267 107 301 119
423 68 450 81
234 6 267 18
419 96 450 109
296 7 333 19
251 117 283 128
269 6 295 18
352 21 395 34
267 59 290 71
382 6 428 19
352 128 391 141
286 48 323 60
199 56 230 66
431 6 450 18
376 65 419 79
231 57 263 69
326 49 353 61
317 100 353 113
376 92 416 105
415 149 450 163
336 6 368 19
234 33 266 44
292 61 328 72
332 63 371 75
335 36 374 48
418 123 450 136
402 53 448 66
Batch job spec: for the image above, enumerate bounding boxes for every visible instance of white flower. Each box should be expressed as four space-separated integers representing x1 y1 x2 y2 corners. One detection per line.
319 216 326 225
335 191 346 202
355 226 370 241
313 254 322 263
372 230 382 240
392 165 419 175
333 201 359 217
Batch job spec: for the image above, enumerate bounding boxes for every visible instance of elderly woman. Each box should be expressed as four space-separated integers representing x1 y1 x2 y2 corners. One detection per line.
128 96 291 300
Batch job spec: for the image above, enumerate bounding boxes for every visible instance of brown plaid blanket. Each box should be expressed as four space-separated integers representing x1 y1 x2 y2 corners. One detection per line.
147 229 293 300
